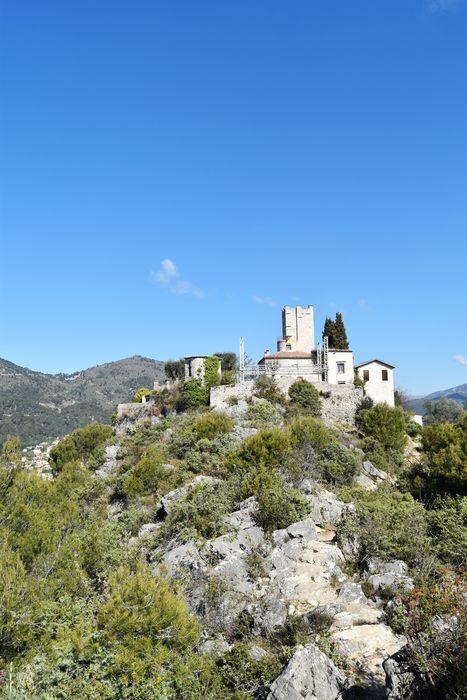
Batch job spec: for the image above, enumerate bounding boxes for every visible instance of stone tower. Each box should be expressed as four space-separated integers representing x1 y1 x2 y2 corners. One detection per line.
277 305 315 353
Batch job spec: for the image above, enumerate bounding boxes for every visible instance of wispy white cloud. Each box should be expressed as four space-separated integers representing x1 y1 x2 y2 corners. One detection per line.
252 295 277 308
172 280 204 298
151 258 204 298
153 258 178 284
453 354 467 366
427 0 462 12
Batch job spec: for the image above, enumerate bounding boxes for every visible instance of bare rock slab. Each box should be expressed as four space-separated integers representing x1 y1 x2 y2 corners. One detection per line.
267 643 349 700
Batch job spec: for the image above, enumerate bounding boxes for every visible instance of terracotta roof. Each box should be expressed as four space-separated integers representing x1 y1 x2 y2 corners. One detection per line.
259 351 313 362
355 358 395 369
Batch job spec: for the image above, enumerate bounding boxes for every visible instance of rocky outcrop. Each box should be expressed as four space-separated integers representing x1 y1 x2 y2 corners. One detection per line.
154 487 405 685
94 444 119 477
267 643 350 700
21 439 59 479
362 460 387 481
365 559 414 595
383 648 419 700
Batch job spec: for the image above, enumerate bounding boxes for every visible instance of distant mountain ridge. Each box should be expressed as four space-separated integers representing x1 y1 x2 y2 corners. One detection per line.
0 355 165 446
407 382 467 415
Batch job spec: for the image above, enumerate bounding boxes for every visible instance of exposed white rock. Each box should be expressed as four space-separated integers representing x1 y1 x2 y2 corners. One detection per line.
267 643 349 700
355 473 377 491
362 460 387 480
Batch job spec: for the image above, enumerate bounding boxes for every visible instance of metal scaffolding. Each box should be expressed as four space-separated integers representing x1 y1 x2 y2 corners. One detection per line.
237 336 329 383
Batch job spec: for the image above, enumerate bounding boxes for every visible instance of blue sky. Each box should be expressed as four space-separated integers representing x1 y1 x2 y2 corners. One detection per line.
0 0 466 395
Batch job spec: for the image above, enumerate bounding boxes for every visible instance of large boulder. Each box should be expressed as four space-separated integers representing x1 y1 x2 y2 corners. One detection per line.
365 559 414 595
267 643 349 700
306 490 355 526
362 460 387 481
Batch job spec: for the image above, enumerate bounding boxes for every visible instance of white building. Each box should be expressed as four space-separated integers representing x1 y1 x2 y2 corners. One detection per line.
254 306 396 405
257 305 354 385
327 350 355 385
355 359 395 407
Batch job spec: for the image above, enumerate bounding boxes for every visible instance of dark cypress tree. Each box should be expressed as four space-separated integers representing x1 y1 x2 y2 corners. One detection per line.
333 312 349 349
323 317 336 346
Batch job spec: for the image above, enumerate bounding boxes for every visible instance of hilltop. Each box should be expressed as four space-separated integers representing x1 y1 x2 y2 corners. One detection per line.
0 355 164 445
4 377 464 698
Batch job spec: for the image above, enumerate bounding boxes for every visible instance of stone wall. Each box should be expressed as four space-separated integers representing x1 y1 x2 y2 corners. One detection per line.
210 380 363 424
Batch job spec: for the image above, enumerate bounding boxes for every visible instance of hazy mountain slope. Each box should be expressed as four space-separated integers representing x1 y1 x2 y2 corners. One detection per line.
407 382 467 415
0 355 164 446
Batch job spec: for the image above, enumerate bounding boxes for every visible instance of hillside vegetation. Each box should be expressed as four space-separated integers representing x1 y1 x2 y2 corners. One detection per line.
0 377 465 699
0 355 164 446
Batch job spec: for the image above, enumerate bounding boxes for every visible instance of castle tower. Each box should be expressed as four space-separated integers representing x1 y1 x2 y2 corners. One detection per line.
277 305 315 352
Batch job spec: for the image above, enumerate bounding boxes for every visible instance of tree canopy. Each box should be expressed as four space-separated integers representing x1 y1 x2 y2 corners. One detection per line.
322 312 349 349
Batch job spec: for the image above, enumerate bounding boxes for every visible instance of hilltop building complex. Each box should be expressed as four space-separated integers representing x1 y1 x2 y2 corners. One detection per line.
182 304 395 409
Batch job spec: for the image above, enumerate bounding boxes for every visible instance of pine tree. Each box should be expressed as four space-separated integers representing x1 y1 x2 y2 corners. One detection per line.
333 312 349 349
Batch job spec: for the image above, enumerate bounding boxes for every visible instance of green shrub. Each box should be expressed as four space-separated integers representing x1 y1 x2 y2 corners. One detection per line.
98 564 200 653
49 423 113 473
164 481 238 542
0 435 21 496
221 369 236 385
132 387 153 403
423 397 464 425
212 642 283 697
253 376 285 403
354 396 374 430
255 469 309 532
204 355 221 388
338 484 430 567
122 445 175 499
232 428 291 471
184 435 233 475
421 416 467 496
191 412 235 440
362 404 407 453
359 436 402 474
319 443 359 485
386 575 467 700
246 401 280 426
426 496 467 565
288 380 322 416
176 378 210 411
287 416 335 450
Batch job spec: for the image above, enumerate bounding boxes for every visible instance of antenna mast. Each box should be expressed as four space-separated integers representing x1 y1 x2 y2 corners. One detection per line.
239 336 245 383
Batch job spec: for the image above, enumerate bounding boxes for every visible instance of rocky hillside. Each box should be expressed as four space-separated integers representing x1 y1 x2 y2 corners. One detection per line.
8 379 464 698
0 355 164 445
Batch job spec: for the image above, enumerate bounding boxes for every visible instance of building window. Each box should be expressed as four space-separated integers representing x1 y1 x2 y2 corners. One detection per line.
338 381 345 385
382 369 388 381
363 370 370 381
337 362 345 374
286 344 292 350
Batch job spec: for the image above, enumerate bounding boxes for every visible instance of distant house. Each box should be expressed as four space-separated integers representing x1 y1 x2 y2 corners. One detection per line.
355 359 395 407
